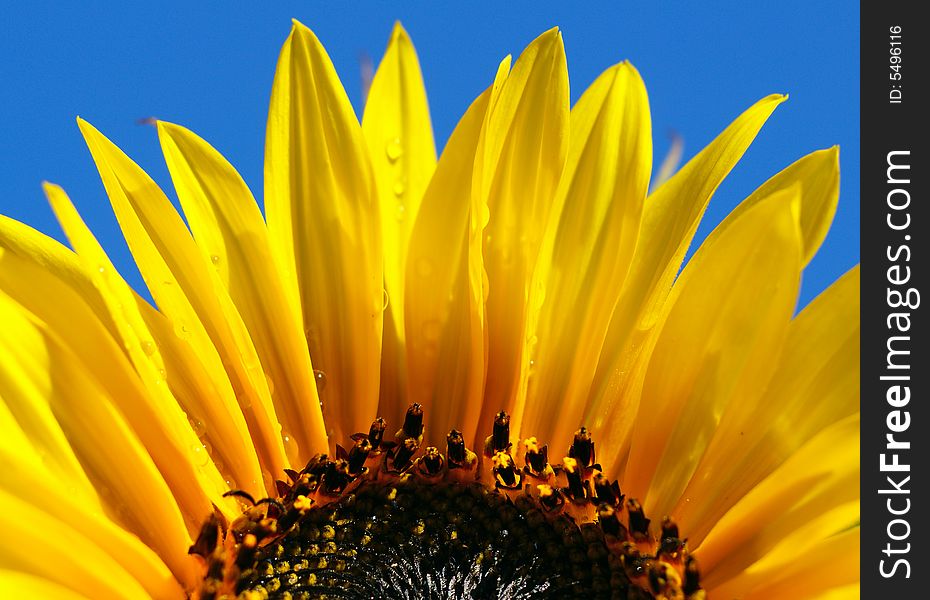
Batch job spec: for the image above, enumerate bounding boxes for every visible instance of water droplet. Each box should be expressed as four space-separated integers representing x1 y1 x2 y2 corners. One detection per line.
304 327 319 351
210 254 221 266
394 202 406 221
188 415 207 438
415 258 434 278
382 288 390 311
282 431 300 465
157 368 167 381
97 265 106 275
385 137 403 162
265 374 275 397
479 203 491 227
233 383 252 410
191 443 210 467
262 470 275 493
392 177 406 198
140 339 156 356
173 322 191 340
313 369 327 393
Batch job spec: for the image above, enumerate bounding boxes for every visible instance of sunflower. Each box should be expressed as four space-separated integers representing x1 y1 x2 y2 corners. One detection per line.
0 20 858 600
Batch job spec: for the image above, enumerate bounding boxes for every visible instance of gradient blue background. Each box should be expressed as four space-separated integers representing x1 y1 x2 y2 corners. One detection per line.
0 1 859 307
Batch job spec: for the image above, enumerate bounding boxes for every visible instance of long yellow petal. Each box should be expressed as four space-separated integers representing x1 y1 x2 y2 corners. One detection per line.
265 21 383 442
705 146 840 266
474 29 570 436
405 88 490 443
0 215 117 337
77 119 288 484
362 23 437 421
0 491 153 600
0 571 96 600
0 271 94 496
158 121 327 463
133 293 262 493
675 265 859 545
586 95 787 434
0 446 183 599
515 62 651 447
0 294 198 587
44 183 242 519
698 415 859 593
621 187 802 521
712 527 859 599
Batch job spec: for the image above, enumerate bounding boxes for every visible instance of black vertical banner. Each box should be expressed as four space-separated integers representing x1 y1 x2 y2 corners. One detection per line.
861 2 926 596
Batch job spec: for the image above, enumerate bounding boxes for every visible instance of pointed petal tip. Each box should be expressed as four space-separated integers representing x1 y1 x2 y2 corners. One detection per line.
531 26 563 51
390 21 408 39
40 180 63 197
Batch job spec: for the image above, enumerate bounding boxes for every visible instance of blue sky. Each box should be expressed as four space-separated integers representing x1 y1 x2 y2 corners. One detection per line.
0 1 858 307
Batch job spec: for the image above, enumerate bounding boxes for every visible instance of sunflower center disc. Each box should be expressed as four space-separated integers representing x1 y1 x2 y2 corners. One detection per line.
234 479 623 599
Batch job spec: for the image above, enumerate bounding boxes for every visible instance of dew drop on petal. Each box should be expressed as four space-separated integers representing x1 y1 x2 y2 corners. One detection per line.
262 470 275 493
140 339 156 356
382 288 390 311
479 203 490 227
313 369 327 393
392 177 406 198
265 374 275 397
173 322 192 340
188 415 207 438
210 254 221 266
281 431 300 466
395 202 406 221
191 443 210 467
385 137 403 162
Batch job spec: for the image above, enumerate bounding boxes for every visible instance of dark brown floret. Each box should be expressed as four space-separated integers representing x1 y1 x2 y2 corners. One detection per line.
195 403 704 600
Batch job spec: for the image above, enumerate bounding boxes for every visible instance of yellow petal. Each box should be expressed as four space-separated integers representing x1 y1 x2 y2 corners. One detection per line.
622 187 802 521
473 28 571 435
158 121 328 463
706 146 840 266
0 491 154 600
587 95 787 434
405 87 490 443
76 119 288 483
804 584 862 600
134 293 263 494
0 215 116 337
0 446 183 599
44 183 242 519
0 294 198 587
35 183 262 499
362 23 437 420
0 265 94 495
265 21 383 442
676 265 860 545
712 527 859 599
699 416 859 596
515 62 651 447
0 571 96 600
